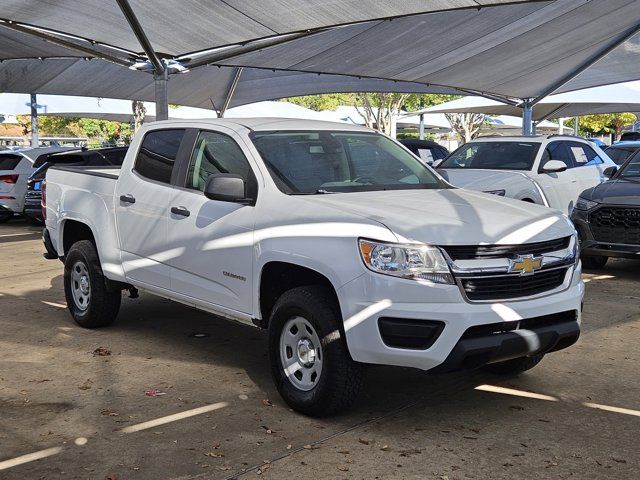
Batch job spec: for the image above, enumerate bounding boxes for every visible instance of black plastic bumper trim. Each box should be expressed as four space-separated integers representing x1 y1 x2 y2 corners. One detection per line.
430 319 580 373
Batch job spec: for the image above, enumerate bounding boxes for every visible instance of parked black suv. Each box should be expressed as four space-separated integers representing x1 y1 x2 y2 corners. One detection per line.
24 147 128 223
571 150 640 269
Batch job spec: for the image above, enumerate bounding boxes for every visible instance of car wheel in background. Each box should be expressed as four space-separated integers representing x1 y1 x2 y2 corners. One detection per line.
0 211 12 223
64 240 121 328
268 285 364 417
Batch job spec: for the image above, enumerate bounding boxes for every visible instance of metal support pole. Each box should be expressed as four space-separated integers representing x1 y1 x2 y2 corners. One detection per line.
558 117 564 134
574 117 579 135
521 101 533 135
154 69 169 121
418 99 425 140
30 94 39 147
219 67 243 118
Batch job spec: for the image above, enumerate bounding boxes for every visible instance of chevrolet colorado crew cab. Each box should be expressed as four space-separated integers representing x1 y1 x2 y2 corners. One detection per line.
43 119 583 416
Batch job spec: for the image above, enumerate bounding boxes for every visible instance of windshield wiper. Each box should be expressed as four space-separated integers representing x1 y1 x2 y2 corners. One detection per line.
316 189 338 194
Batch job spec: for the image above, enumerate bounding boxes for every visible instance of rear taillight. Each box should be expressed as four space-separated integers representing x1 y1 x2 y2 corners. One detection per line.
41 181 47 220
0 174 19 184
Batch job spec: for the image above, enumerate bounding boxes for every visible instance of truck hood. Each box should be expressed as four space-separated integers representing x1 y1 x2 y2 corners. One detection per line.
580 178 640 206
438 168 529 191
305 188 571 245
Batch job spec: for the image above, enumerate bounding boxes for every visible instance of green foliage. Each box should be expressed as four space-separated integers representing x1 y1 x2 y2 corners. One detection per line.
29 115 133 144
580 113 637 139
284 93 459 112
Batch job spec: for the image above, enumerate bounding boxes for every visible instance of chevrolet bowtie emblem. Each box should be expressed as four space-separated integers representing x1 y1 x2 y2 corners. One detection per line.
509 254 543 276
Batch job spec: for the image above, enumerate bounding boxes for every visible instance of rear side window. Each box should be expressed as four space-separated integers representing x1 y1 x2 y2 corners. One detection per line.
569 142 602 167
0 154 23 170
135 129 185 184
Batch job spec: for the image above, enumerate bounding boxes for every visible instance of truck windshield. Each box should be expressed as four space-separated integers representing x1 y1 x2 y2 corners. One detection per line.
440 141 541 171
250 131 447 194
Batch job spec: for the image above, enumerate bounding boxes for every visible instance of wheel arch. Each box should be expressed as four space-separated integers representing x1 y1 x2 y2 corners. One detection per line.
258 261 340 328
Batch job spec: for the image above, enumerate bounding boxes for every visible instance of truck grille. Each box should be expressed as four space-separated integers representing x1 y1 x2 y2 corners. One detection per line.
460 268 568 301
589 206 640 245
442 237 571 260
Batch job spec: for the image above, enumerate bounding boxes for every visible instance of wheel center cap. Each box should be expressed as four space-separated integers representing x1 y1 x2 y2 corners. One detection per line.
79 276 89 294
297 338 316 367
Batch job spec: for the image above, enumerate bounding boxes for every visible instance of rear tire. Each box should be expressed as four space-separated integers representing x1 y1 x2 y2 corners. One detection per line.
268 285 364 417
64 240 121 328
482 353 544 375
581 255 608 270
0 212 11 223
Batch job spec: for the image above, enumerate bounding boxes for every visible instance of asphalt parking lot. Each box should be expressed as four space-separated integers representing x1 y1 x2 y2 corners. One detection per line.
1 218 639 480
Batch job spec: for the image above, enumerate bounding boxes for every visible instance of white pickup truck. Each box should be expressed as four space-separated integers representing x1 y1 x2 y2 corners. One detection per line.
44 119 583 416
436 135 617 214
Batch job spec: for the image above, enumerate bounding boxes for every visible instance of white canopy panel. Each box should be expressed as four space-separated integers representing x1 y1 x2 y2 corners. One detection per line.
416 82 640 120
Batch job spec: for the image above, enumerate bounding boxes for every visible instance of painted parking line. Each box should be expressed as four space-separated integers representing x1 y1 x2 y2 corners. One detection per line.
120 401 229 433
0 232 40 238
475 384 558 401
0 446 63 471
584 402 640 417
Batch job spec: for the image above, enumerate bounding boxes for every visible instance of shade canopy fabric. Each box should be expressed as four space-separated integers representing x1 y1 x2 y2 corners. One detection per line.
0 1 532 57
0 58 463 109
415 82 640 121
0 0 639 109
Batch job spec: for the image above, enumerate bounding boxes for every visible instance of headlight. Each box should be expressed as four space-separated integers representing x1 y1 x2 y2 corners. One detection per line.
575 197 598 211
358 239 453 284
483 189 506 196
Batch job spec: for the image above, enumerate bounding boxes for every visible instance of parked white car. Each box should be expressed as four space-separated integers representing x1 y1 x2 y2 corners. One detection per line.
43 119 583 416
436 136 617 214
0 147 73 222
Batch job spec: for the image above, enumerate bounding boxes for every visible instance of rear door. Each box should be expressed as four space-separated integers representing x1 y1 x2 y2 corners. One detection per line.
165 127 259 314
567 141 607 193
114 129 188 290
534 141 581 213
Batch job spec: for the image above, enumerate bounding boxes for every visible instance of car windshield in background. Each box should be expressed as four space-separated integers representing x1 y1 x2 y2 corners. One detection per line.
619 152 640 177
605 146 637 165
250 131 447 194
440 141 541 171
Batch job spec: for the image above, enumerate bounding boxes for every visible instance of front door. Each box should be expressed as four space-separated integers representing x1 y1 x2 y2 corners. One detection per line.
165 128 259 314
534 141 581 214
115 128 187 289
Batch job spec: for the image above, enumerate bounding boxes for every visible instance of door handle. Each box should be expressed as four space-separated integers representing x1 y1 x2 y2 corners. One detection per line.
120 194 135 204
170 206 190 217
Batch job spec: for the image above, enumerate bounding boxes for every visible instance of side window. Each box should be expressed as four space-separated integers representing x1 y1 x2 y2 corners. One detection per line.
541 141 574 169
571 142 603 167
134 129 186 184
186 131 255 194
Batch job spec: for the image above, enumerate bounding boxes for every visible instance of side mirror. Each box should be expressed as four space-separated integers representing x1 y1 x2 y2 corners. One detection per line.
204 173 248 203
542 160 568 173
603 166 618 178
432 159 443 168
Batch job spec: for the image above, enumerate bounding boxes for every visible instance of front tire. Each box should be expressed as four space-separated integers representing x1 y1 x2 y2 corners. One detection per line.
64 240 121 328
482 353 544 375
581 255 608 270
268 285 364 417
0 211 12 223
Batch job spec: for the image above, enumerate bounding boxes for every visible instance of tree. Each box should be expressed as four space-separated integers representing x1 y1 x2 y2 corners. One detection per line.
132 101 146 133
445 113 486 142
353 93 409 135
580 113 637 140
